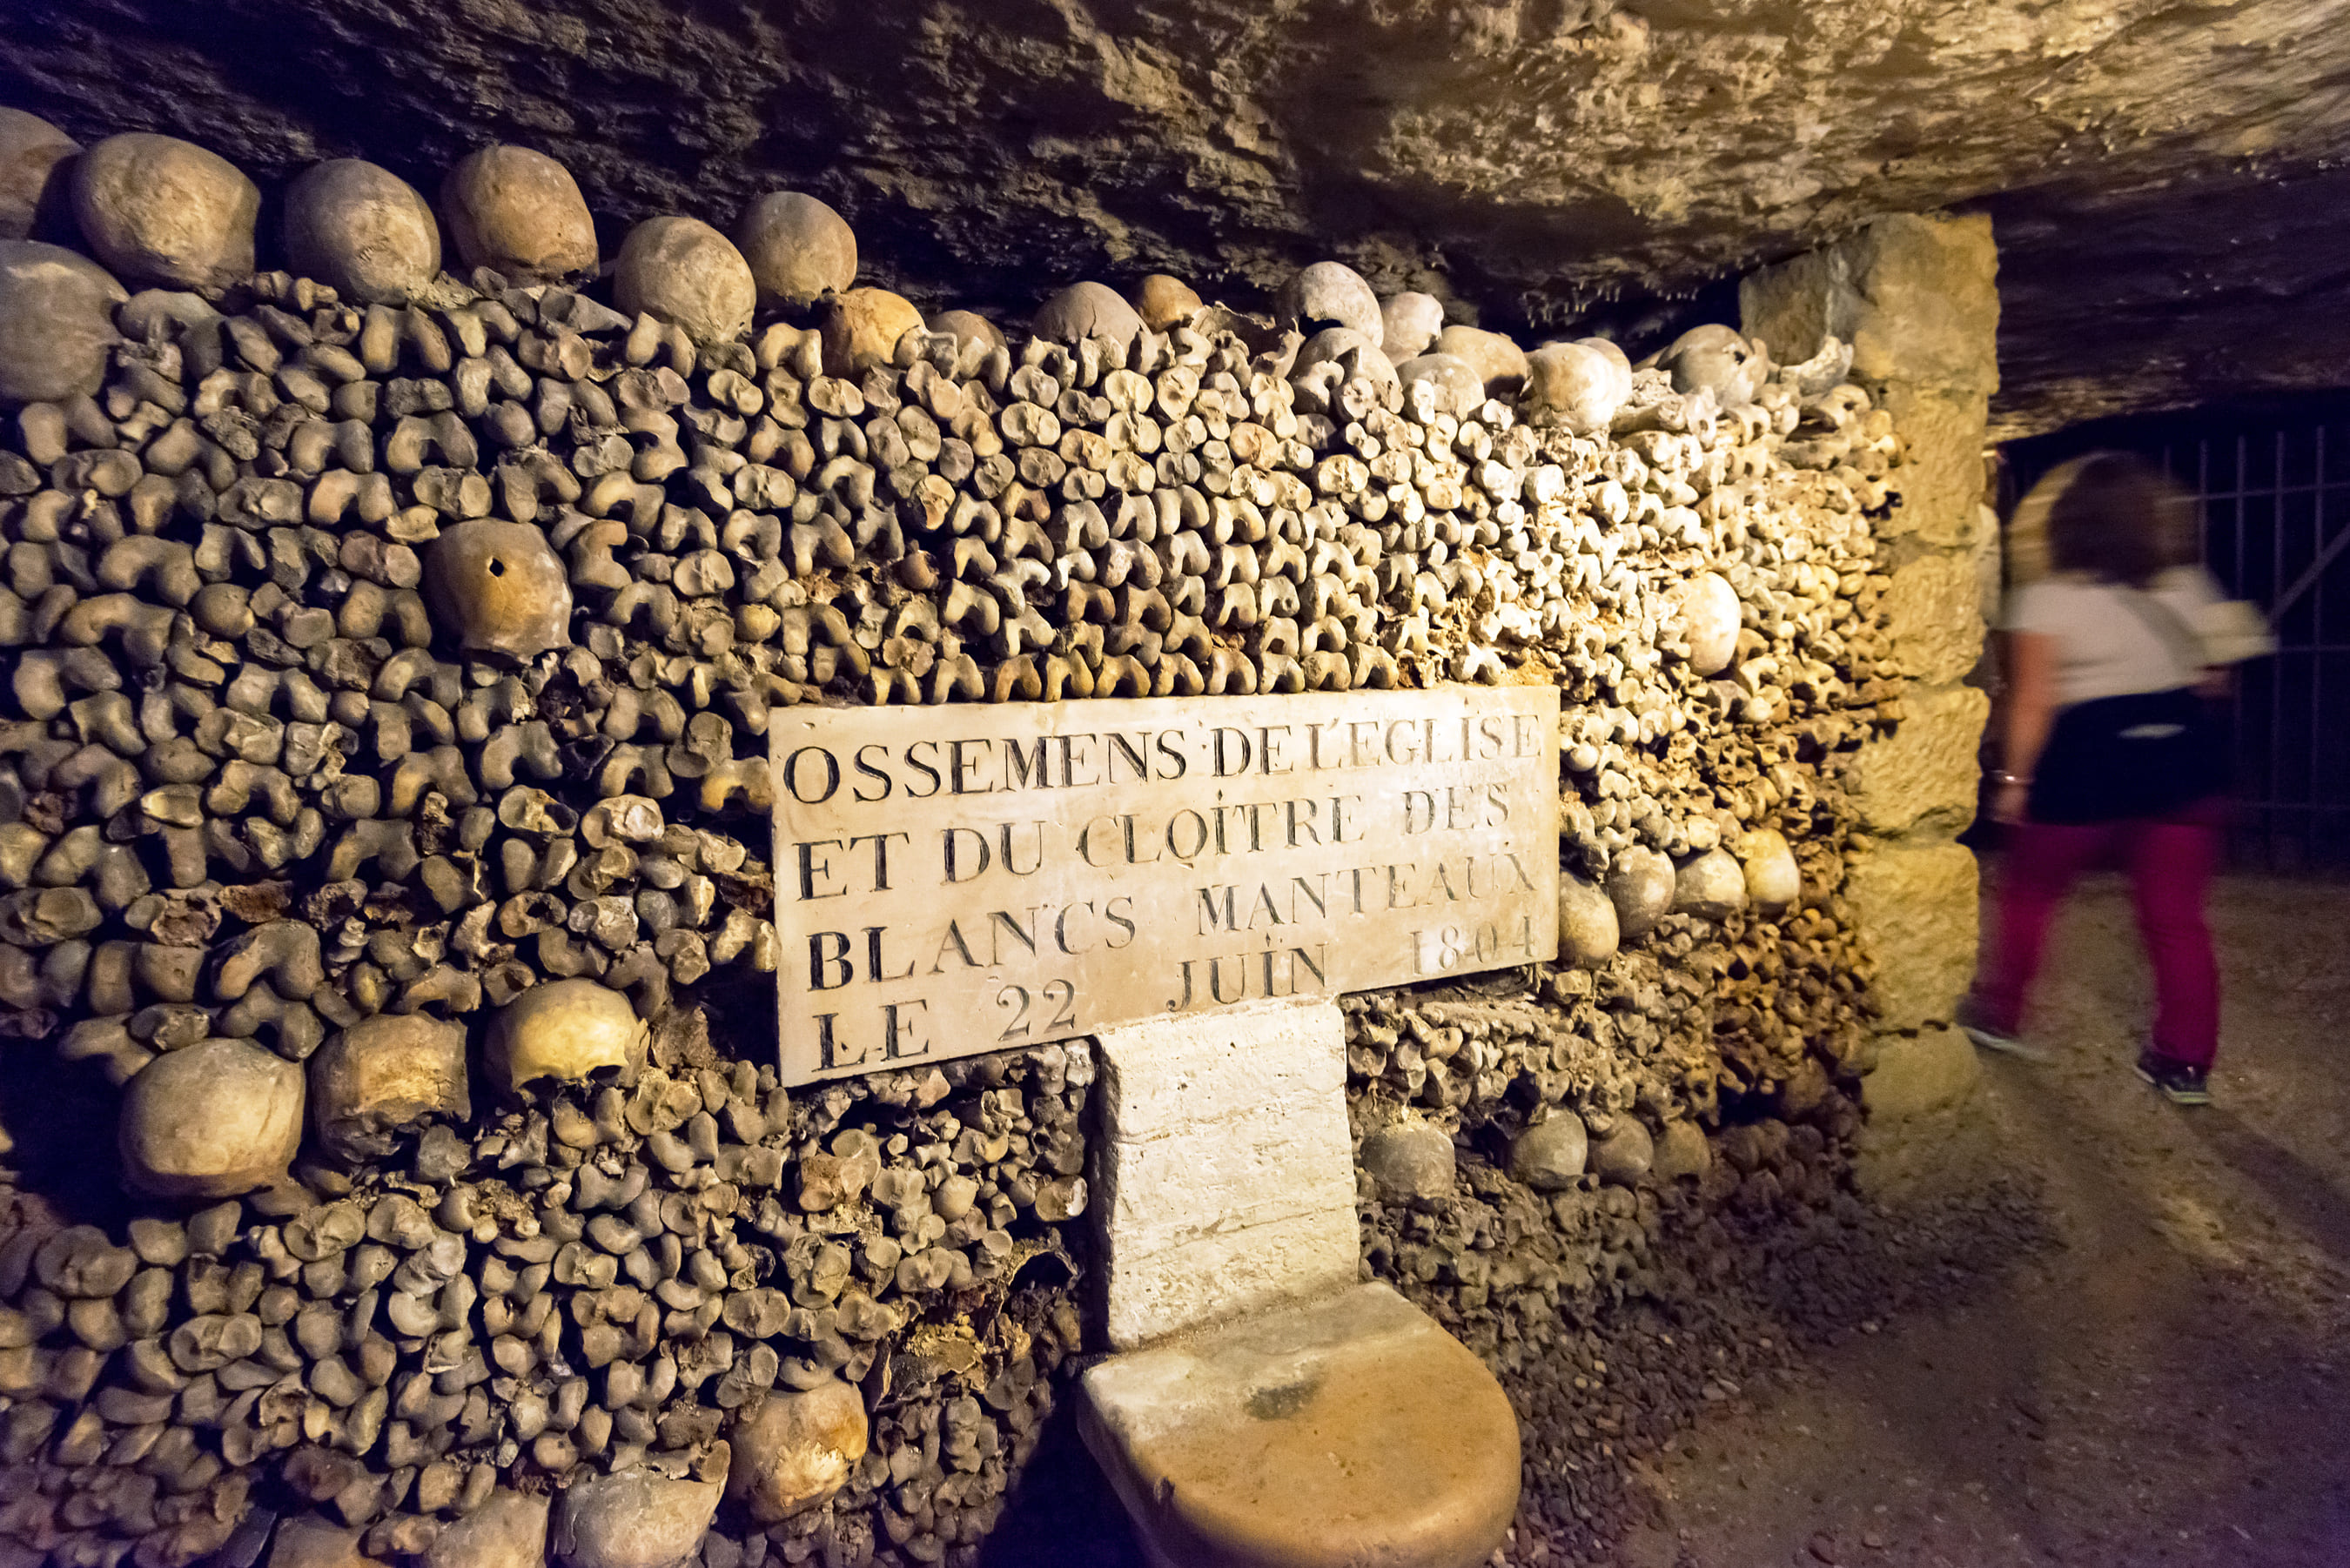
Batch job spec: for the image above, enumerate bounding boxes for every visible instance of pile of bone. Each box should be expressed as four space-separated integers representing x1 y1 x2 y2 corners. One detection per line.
1339 988 1865 1467
0 1027 1087 1568
1340 912 1874 1292
0 117 1904 1133
0 106 1917 1568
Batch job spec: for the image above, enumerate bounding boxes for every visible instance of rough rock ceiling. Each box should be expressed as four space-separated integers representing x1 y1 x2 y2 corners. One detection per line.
4 0 2348 439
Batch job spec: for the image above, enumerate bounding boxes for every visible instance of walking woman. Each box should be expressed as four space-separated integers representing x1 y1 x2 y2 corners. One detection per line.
1961 452 2269 1104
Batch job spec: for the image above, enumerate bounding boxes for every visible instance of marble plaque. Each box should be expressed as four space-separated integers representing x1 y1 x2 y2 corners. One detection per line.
769 685 1561 1083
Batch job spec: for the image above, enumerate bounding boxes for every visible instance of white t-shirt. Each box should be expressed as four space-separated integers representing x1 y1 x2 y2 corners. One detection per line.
2004 566 2222 707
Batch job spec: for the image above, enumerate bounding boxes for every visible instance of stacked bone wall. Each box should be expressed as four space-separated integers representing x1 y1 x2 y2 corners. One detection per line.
0 124 1970 1568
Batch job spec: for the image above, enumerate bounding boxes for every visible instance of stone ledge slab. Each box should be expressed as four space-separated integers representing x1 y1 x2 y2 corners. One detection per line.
1081 1282 1521 1568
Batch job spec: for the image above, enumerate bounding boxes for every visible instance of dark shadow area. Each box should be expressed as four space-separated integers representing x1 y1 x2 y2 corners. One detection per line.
976 1389 1145 1568
0 1038 139 1231
2186 1109 2350 1272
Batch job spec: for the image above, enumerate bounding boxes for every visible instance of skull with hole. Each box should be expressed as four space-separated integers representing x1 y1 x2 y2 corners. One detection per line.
1278 260 1381 347
485 978 645 1101
423 519 573 660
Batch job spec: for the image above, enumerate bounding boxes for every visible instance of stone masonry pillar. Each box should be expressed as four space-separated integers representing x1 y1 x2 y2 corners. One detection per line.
1741 214 1999 1112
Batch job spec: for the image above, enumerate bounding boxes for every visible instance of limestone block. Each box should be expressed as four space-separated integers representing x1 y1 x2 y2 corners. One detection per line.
1878 550 1985 685
1862 1025 1981 1120
1847 842 1979 1032
1091 1001 1360 1350
1850 682 1989 838
1877 384 1991 547
1081 1283 1520 1568
1740 212 1998 398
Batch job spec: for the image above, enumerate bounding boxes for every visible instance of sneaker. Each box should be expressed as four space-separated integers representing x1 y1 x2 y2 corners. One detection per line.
1957 999 2051 1062
2135 1053 2212 1106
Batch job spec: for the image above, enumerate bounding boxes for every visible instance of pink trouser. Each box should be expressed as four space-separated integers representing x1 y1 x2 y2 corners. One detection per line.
1973 801 2226 1068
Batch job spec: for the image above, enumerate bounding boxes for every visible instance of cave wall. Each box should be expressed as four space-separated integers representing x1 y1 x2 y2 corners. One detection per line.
5 0 2349 439
0 124 1981 1568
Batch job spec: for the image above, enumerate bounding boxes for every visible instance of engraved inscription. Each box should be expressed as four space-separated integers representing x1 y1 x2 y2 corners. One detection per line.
771 687 1560 1083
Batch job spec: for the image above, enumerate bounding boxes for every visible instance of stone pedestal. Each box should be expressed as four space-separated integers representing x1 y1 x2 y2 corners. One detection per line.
1089 1001 1361 1351
1082 1000 1521 1568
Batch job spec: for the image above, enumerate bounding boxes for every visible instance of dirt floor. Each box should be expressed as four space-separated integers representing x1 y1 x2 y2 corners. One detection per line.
1610 872 2350 1568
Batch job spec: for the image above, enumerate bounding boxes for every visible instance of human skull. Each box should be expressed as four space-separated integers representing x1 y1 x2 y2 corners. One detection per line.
735 191 857 311
118 1038 303 1198
0 240 124 408
439 145 598 283
282 158 440 305
820 286 923 376
1131 273 1202 332
1394 352 1483 419
1434 324 1528 397
728 1377 870 1522
0 107 77 241
1380 291 1445 363
1278 260 1381 347
423 519 573 660
1032 281 1143 349
309 1013 471 1163
70 133 258 291
1521 341 1628 436
1666 572 1741 676
485 979 645 1099
1657 324 1768 408
615 215 756 345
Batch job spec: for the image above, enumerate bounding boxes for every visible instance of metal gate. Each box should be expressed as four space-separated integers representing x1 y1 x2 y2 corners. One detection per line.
2004 395 2350 873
